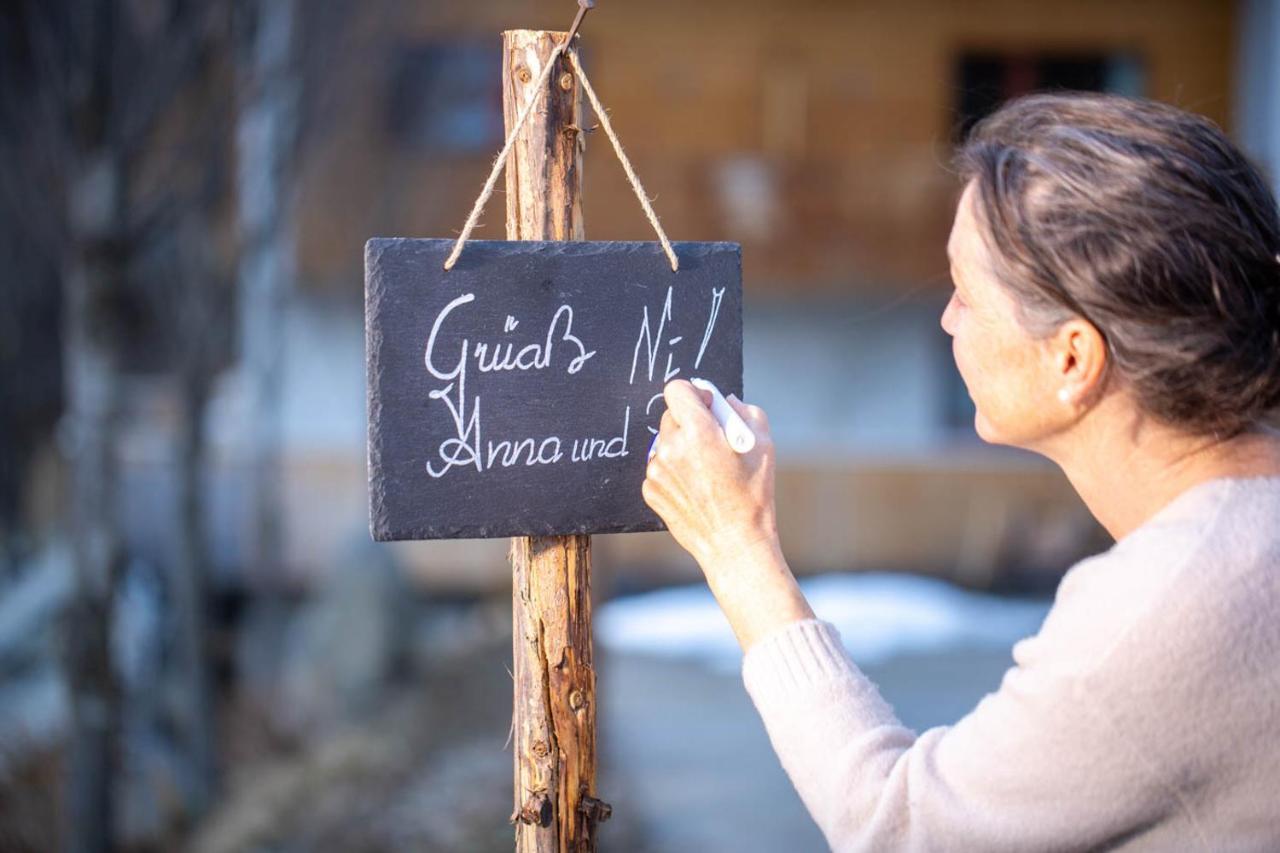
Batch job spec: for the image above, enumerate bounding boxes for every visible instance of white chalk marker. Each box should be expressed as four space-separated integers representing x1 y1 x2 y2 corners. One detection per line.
690 377 756 454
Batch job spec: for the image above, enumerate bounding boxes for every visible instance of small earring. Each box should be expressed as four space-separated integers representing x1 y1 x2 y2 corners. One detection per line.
1057 388 1071 404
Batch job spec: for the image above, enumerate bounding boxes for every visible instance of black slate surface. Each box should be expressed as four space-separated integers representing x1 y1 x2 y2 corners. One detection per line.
365 238 743 541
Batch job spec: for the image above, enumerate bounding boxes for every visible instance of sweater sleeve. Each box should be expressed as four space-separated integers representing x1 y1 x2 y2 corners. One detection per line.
741 616 1187 852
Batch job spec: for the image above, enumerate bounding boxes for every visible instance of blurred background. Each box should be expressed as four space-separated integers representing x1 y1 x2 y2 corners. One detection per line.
1 0 1277 850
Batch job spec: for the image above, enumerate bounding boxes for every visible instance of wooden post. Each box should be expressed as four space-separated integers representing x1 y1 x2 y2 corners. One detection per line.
504 30 611 851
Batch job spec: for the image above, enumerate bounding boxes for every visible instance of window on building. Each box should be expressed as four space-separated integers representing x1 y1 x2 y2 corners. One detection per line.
954 52 1145 141
387 41 502 153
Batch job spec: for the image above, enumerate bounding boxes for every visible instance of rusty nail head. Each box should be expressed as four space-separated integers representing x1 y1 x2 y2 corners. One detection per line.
559 71 574 90
569 689 586 710
517 66 533 84
579 794 613 823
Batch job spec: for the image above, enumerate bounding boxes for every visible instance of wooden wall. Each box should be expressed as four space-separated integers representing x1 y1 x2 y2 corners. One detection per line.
295 0 1237 297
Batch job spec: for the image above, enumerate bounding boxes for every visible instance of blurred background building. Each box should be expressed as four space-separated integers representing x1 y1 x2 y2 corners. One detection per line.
1 0 1277 850
227 0 1259 592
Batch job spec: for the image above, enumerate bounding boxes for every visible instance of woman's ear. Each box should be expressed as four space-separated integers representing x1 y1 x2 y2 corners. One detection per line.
1053 318 1108 405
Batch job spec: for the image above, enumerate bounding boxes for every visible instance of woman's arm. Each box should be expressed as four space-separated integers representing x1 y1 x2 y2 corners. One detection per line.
641 379 1189 851
740 611 1185 851
640 379 815 651
702 535 816 651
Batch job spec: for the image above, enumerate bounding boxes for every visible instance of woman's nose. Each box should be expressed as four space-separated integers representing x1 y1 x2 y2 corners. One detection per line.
940 295 957 336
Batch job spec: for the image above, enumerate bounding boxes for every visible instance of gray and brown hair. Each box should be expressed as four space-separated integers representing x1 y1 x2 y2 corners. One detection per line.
956 92 1280 438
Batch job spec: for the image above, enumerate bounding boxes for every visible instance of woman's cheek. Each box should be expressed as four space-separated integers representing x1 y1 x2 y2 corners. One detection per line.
953 335 1005 438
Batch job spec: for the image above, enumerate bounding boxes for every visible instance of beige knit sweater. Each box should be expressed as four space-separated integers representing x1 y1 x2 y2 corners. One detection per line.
741 476 1280 852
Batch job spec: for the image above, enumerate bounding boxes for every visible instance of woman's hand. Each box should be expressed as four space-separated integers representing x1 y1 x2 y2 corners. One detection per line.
641 380 815 649
641 379 779 569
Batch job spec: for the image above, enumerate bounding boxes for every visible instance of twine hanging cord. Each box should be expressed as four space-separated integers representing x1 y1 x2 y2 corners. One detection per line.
442 41 679 272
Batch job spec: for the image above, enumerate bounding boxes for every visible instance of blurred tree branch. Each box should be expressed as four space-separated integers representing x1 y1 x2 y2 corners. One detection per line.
2 1 235 849
1 0 364 845
230 0 361 591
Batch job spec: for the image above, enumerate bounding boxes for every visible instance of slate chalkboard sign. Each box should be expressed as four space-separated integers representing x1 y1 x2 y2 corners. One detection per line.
365 238 743 541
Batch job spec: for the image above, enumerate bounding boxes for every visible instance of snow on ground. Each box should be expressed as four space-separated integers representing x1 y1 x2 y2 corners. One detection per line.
597 572 1053 674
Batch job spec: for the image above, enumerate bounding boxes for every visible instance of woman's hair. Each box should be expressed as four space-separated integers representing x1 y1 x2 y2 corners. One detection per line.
955 92 1280 438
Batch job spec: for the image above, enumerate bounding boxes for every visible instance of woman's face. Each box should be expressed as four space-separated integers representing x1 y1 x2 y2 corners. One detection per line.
941 182 1065 448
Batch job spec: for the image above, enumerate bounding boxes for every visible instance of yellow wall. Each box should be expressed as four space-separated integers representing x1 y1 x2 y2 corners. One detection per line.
296 0 1237 296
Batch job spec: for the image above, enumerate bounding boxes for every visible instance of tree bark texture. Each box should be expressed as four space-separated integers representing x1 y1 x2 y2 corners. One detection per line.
503 30 610 853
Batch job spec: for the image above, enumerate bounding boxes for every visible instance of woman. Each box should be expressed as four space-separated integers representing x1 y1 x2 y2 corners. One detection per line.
641 93 1280 851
